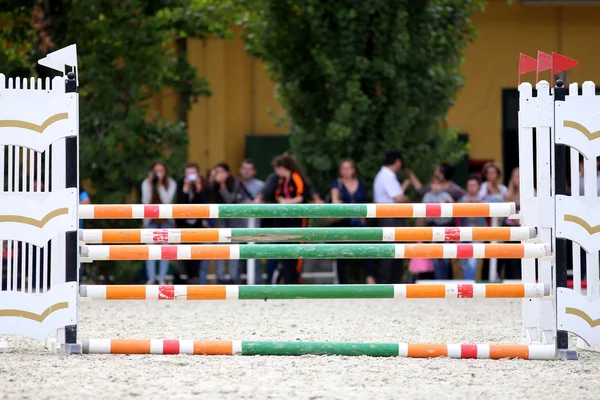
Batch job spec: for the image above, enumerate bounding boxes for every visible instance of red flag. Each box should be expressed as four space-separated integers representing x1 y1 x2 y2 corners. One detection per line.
552 52 579 75
519 53 537 84
536 51 552 83
537 51 552 72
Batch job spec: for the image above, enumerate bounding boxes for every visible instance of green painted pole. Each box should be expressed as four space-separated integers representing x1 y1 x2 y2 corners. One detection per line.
219 204 369 218
229 227 385 242
238 285 395 300
238 244 397 259
241 341 400 357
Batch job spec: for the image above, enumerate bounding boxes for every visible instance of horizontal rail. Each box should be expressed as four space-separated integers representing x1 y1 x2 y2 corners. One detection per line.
81 339 556 359
79 202 516 219
80 226 536 244
79 283 550 300
80 243 551 261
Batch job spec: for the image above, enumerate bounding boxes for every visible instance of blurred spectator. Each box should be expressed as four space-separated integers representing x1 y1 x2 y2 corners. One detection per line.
459 174 487 280
479 162 507 201
210 162 245 284
254 161 321 284
261 155 309 284
254 172 280 283
239 159 265 201
578 159 600 196
175 162 209 284
411 163 466 202
373 150 410 283
501 167 522 280
408 219 434 282
329 158 375 284
141 161 176 285
423 175 454 280
238 159 265 284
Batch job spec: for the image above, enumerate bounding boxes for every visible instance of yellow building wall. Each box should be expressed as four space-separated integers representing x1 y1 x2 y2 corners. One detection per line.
448 1 600 165
180 2 600 174
185 31 287 175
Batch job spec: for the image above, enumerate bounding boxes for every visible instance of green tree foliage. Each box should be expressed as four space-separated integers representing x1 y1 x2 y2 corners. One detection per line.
0 0 231 281
239 0 484 194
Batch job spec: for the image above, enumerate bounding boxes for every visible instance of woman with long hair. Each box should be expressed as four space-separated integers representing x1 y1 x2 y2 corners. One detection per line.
269 155 310 284
478 162 508 201
330 158 375 284
141 161 177 284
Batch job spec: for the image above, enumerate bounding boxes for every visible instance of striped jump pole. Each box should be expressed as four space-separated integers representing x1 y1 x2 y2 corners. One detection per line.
81 243 550 261
79 202 516 219
80 226 537 244
80 283 550 300
81 339 556 360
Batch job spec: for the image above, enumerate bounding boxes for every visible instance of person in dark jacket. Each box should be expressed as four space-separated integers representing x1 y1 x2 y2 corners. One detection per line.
176 162 209 284
210 162 245 283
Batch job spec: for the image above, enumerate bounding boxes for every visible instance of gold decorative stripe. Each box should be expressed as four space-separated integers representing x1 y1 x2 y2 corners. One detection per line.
0 302 69 322
0 113 68 133
0 208 69 228
565 307 600 328
563 121 600 141
564 215 600 235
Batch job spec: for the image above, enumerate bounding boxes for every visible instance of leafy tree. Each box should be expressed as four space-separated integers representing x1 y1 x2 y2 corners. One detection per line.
0 0 232 281
239 0 484 194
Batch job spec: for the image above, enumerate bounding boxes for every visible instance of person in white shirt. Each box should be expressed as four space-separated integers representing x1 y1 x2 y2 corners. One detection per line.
373 151 410 284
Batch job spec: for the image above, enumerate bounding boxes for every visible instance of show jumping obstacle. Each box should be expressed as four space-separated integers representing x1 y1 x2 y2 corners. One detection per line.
1 46 600 360
81 339 557 359
80 283 550 300
81 243 550 261
79 226 537 243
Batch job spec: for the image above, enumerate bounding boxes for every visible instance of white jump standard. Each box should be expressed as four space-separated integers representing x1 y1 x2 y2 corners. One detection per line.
2 46 600 360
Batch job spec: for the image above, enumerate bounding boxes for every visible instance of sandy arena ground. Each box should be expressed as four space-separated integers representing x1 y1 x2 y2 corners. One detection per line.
1 298 600 400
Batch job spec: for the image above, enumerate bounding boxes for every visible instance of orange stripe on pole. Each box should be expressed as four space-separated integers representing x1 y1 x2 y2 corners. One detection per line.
106 285 147 300
489 345 529 359
375 204 414 218
486 284 525 298
193 340 233 355
180 229 220 243
404 244 444 258
405 285 445 298
94 205 132 219
407 344 448 358
108 245 150 260
451 203 489 217
472 227 511 241
190 245 231 259
102 230 141 243
394 227 433 241
186 286 227 300
111 339 151 354
172 205 211 219
484 244 525 258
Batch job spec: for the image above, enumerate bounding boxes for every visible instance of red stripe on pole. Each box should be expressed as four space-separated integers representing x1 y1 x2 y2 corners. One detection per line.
158 285 175 300
461 344 478 359
144 205 160 218
456 244 474 258
444 227 461 241
425 204 441 217
457 284 474 298
163 340 180 354
161 246 178 260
